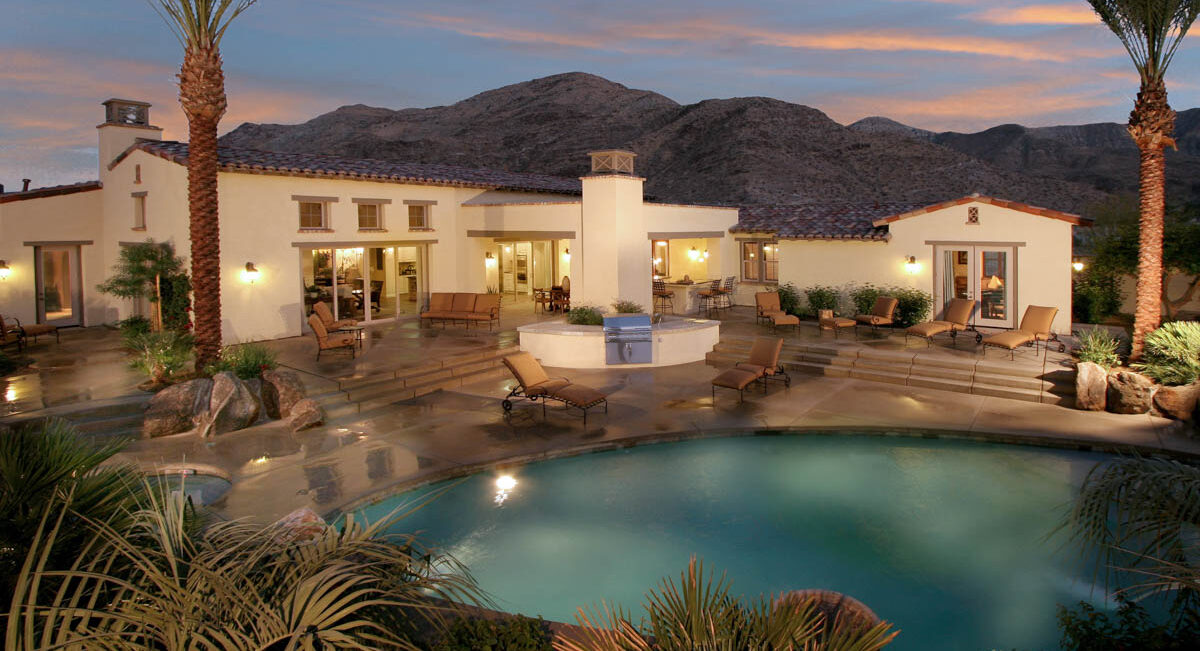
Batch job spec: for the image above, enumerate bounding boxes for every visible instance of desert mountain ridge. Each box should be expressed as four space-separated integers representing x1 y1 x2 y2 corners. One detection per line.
220 72 1200 213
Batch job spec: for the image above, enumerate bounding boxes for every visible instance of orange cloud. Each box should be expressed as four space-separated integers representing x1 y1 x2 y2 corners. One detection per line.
969 4 1099 25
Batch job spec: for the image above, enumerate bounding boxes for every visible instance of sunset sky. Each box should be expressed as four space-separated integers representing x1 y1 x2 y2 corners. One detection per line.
1 0 1197 190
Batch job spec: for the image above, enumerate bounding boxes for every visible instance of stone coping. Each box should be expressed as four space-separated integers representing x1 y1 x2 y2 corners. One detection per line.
517 315 717 337
325 424 1199 521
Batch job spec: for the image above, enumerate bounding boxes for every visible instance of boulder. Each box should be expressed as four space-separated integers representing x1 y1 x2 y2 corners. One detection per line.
1075 362 1108 411
273 507 328 544
244 378 267 423
287 398 324 432
262 369 307 419
143 378 212 438
205 372 260 435
1107 371 1156 415
1154 382 1200 422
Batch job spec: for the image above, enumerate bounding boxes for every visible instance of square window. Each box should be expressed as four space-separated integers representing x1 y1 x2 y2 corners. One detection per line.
358 203 381 229
299 202 325 229
408 204 428 229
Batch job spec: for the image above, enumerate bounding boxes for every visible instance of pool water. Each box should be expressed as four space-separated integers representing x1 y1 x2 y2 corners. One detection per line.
357 435 1113 650
147 473 232 506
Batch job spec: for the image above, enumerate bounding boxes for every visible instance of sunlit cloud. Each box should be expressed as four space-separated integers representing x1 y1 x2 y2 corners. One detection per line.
969 4 1099 26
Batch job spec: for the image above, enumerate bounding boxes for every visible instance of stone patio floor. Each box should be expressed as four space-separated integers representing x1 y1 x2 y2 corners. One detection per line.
3 299 1195 524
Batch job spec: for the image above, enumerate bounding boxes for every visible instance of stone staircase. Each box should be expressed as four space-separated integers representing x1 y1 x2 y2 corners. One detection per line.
0 394 151 438
706 335 1076 406
296 345 520 420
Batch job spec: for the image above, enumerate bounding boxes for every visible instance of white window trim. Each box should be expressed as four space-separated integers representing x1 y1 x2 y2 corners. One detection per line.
740 240 778 284
355 202 385 231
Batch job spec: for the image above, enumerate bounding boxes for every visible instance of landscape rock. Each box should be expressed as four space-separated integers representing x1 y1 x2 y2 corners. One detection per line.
262 369 307 419
244 378 267 423
273 507 327 544
1154 382 1200 422
1075 362 1108 411
1106 371 1157 415
205 372 260 435
287 398 324 432
142 378 212 438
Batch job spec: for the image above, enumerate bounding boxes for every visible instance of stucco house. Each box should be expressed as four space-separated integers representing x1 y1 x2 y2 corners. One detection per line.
0 98 1090 344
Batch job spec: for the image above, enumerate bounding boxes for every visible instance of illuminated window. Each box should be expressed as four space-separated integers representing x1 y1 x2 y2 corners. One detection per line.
357 203 382 230
741 240 778 282
651 240 669 277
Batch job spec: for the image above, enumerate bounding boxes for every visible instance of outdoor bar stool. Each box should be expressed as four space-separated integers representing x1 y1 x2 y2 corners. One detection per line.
716 276 736 310
697 279 722 316
653 279 675 313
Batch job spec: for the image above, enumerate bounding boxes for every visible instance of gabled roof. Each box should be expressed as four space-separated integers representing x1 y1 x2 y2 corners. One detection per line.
733 202 927 241
0 181 102 204
118 140 583 195
871 194 1091 227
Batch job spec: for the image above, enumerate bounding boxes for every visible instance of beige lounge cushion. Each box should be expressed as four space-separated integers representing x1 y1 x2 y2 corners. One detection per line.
712 368 760 391
871 296 899 319
21 323 56 336
772 314 799 326
855 314 894 326
451 293 477 312
307 314 328 339
550 383 607 409
465 313 496 321
943 298 975 326
907 321 952 338
747 337 784 370
429 293 454 311
755 291 782 315
820 316 855 329
984 331 1035 350
420 310 453 319
473 294 501 315
735 362 767 377
503 352 551 389
1018 305 1058 337
527 378 571 397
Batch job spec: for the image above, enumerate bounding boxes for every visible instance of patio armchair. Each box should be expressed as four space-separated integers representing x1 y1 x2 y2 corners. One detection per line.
905 298 980 347
981 306 1059 360
754 291 786 325
0 315 24 352
501 352 608 425
0 313 57 345
711 336 789 402
308 314 356 360
854 296 899 334
312 301 358 331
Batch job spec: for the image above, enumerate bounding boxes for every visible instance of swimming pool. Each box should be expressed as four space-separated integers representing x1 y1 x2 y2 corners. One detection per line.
355 434 1112 650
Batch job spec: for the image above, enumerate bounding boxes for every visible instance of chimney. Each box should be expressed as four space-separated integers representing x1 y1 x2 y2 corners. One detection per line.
98 99 162 173
0 183 5 194
588 150 637 176
22 179 31 192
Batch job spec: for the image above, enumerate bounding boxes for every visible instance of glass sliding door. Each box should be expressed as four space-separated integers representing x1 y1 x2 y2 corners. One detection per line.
335 247 365 323
976 247 1011 328
35 246 82 326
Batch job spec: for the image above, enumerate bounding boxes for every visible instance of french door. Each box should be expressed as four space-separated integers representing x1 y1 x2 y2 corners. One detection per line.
35 245 82 327
933 244 1015 329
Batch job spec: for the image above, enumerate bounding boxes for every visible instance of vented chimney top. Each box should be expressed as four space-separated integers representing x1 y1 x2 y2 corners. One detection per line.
588 150 636 176
102 98 153 127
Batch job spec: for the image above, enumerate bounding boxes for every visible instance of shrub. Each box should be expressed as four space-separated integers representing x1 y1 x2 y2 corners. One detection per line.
207 342 277 380
1133 321 1200 386
159 271 193 333
128 330 193 385
433 615 553 651
804 285 840 314
566 305 604 326
612 299 644 314
1072 268 1124 325
890 287 933 328
777 282 802 316
1058 596 1200 651
1075 328 1122 368
117 315 152 347
849 283 885 317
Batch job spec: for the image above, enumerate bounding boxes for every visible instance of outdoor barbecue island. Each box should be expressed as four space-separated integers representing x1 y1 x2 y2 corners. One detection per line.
516 316 720 369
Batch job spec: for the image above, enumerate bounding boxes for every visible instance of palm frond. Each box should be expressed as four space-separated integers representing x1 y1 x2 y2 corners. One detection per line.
147 0 258 48
1088 0 1200 82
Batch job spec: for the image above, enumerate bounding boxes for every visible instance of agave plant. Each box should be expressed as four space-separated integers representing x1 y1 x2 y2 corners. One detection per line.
6 482 485 650
554 557 898 651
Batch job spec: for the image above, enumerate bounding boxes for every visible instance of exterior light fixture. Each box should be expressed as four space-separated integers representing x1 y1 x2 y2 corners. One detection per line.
1072 260 1085 272
505 245 512 253
242 262 260 284
904 256 920 274
485 252 497 267
688 246 700 261
563 248 571 261
0 260 9 280
703 249 710 259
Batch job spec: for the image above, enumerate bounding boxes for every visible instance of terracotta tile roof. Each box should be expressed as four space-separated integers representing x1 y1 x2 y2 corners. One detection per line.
0 180 102 204
123 140 583 195
871 194 1091 227
733 202 926 241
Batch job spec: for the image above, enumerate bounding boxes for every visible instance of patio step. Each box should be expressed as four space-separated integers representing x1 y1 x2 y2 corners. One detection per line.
0 394 151 438
710 333 1077 406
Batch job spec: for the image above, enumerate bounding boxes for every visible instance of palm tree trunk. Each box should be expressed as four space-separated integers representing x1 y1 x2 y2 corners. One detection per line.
179 45 227 368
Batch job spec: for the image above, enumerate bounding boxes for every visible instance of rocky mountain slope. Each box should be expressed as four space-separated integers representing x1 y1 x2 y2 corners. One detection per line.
221 72 1134 213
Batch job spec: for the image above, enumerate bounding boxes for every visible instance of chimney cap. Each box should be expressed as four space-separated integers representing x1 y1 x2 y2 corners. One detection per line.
588 149 637 176
102 98 152 108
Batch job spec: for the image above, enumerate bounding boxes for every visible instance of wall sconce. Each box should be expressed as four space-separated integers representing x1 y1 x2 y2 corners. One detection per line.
703 249 710 259
1072 260 1085 272
562 247 571 262
904 256 920 274
0 260 10 280
688 246 700 261
504 245 512 253
242 262 260 284
485 252 497 267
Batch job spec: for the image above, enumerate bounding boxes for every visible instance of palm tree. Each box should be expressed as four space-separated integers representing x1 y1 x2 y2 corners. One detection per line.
148 0 258 368
1086 0 1200 359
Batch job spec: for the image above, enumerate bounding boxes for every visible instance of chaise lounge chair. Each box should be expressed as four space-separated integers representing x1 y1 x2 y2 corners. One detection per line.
307 314 356 360
981 306 1059 360
501 352 608 425
1 314 57 346
711 336 789 403
854 296 899 335
313 301 358 331
905 298 980 347
0 315 24 352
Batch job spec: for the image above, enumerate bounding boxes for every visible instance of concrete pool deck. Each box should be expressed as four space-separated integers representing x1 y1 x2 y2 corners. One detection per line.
2 303 1196 524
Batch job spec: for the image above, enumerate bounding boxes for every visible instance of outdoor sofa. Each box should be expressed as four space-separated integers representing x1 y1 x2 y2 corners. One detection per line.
420 292 502 330
981 305 1059 359
711 336 789 402
905 298 980 347
501 352 608 425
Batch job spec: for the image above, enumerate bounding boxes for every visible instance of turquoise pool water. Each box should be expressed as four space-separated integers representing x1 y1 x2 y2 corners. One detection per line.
357 435 1112 650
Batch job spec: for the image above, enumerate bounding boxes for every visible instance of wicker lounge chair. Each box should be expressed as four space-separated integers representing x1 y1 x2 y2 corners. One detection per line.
501 352 608 425
854 296 899 334
981 306 1059 360
307 314 356 360
711 336 789 402
905 298 980 347
312 301 358 330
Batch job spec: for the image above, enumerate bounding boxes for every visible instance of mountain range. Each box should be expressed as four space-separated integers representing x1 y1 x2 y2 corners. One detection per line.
220 72 1200 214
